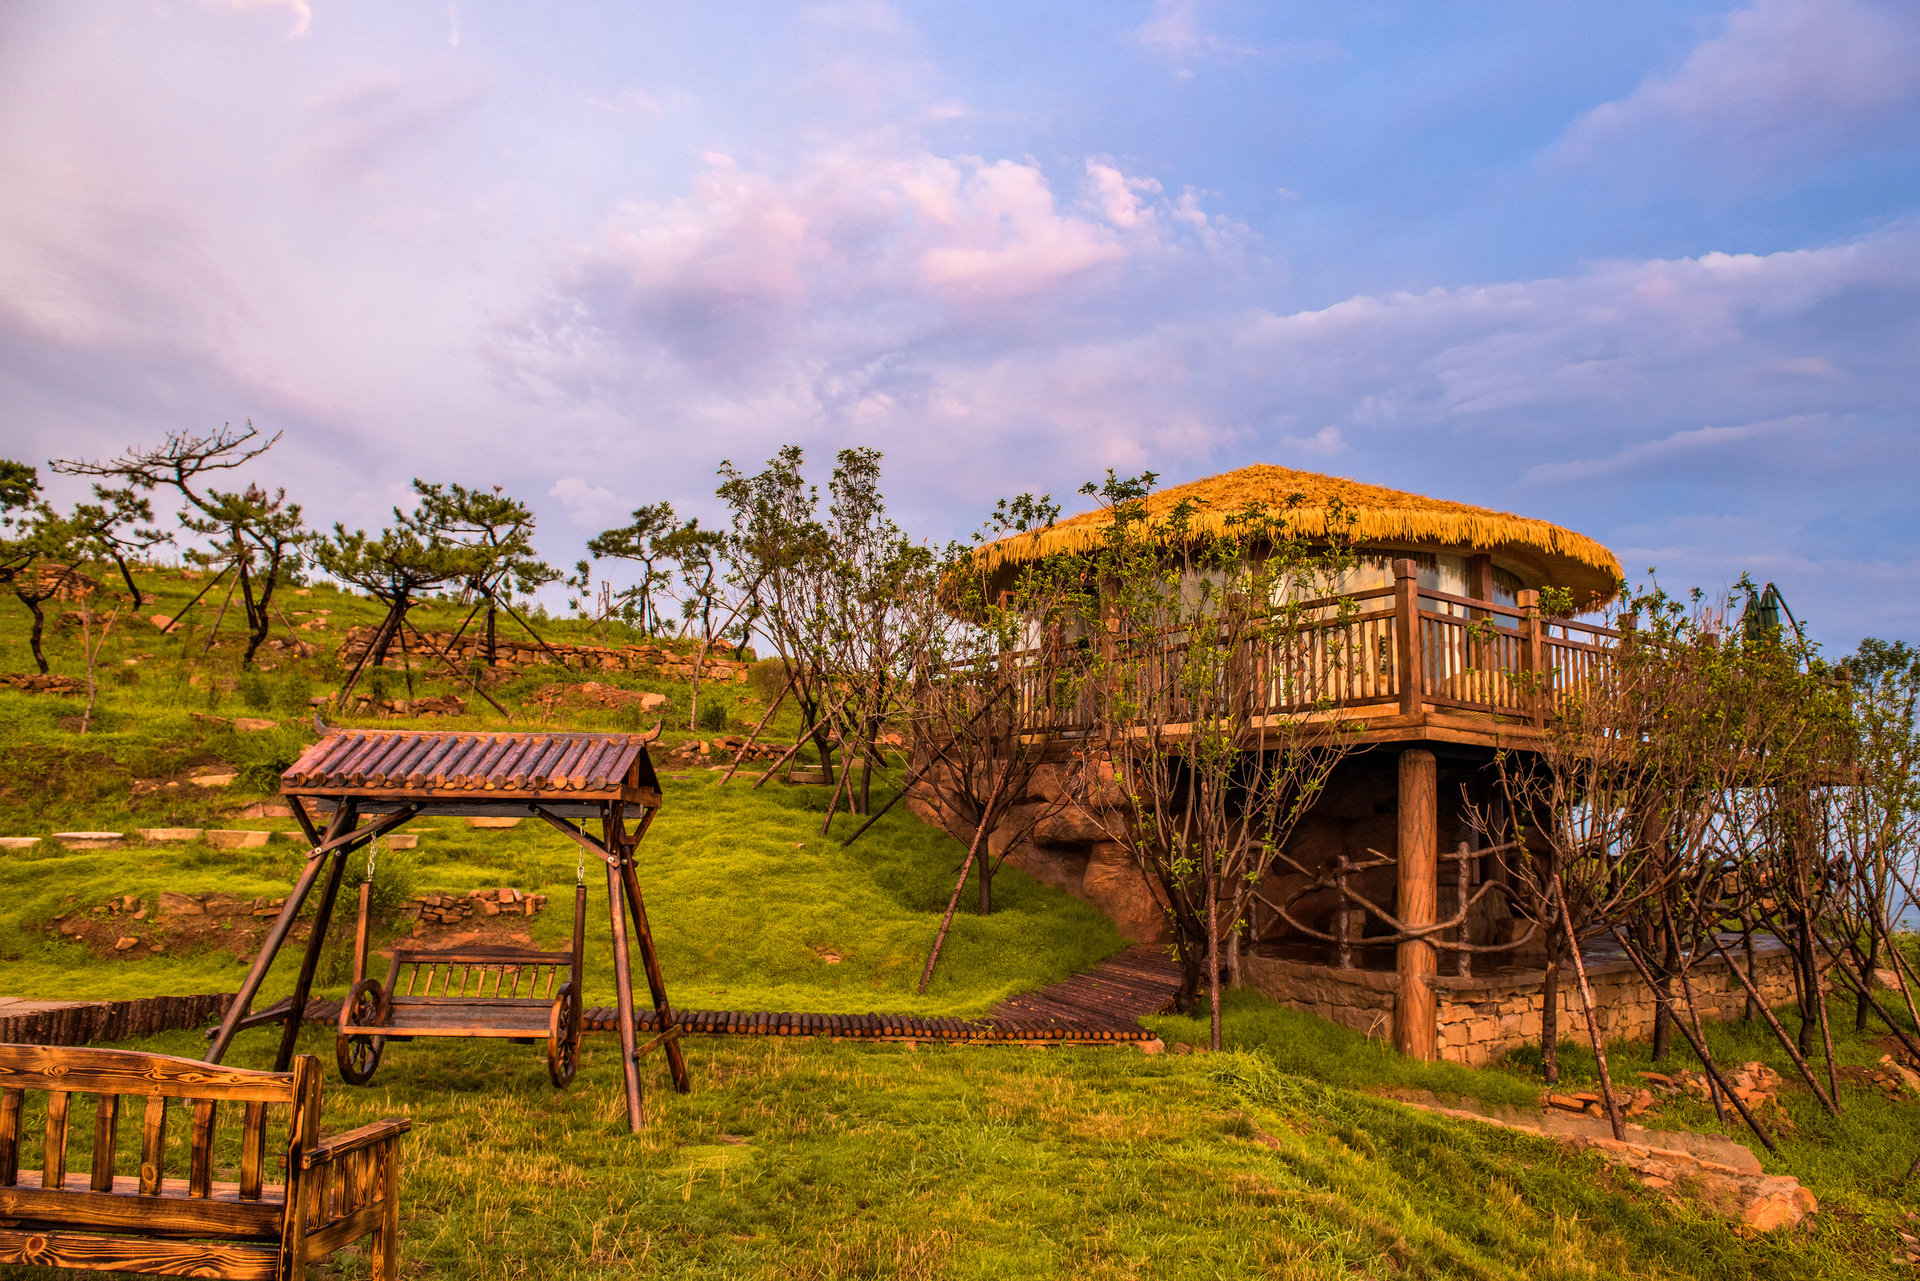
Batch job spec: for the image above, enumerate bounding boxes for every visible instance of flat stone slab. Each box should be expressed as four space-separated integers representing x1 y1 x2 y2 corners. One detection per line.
0 998 90 1016
206 830 271 849
466 817 522 829
53 832 124 848
137 828 204 842
381 834 420 849
189 773 237 788
0 837 42 850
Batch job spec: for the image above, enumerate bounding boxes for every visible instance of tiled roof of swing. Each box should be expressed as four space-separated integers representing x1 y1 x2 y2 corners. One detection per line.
281 730 654 794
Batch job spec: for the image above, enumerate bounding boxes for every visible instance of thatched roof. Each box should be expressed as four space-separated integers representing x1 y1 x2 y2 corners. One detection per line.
977 464 1623 608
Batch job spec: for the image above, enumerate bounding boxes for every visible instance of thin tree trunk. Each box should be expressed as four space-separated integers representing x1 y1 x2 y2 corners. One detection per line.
23 595 49 673
110 552 144 608
1858 919 1881 1033
1540 926 1562 1085
1207 855 1223 1052
1650 916 1677 1061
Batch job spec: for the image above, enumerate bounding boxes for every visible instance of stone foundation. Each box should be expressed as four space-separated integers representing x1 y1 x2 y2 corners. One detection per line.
1245 940 1806 1066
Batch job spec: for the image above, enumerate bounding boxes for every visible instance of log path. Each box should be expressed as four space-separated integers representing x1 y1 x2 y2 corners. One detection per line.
583 943 1180 1046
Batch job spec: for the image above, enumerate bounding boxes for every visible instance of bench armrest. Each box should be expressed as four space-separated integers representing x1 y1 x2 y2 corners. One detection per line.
302 1117 412 1169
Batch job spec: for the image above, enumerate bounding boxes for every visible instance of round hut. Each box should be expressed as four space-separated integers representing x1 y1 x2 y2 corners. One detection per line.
975 462 1622 612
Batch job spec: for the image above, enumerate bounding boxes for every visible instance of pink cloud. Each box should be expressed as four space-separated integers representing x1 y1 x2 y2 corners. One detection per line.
1551 0 1920 185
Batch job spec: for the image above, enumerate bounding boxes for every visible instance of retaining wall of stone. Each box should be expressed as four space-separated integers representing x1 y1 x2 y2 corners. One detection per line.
1244 943 1806 1067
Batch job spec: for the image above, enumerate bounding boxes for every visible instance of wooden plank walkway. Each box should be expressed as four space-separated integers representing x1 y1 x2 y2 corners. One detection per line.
582 944 1181 1046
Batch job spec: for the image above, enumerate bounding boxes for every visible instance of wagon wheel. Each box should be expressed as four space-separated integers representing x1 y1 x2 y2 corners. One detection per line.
336 979 387 1086
547 982 581 1088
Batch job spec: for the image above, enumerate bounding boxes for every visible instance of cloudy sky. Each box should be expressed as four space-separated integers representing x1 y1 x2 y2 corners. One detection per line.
3 0 1917 646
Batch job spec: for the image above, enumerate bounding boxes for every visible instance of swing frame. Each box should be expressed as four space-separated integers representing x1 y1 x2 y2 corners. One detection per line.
204 728 689 1133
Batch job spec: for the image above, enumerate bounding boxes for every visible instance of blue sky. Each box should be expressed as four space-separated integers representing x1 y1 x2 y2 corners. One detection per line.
2 0 1917 647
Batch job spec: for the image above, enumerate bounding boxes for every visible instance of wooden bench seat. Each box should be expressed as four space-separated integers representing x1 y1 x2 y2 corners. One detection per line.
338 927 587 1084
0 1043 408 1279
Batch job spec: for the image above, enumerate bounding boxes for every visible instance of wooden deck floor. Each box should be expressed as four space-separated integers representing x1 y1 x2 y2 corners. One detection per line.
582 944 1181 1046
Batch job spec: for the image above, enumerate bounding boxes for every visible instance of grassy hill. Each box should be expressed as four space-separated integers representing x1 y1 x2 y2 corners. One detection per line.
2 565 1918 1279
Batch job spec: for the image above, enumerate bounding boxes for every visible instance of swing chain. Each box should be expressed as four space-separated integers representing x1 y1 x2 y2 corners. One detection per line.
365 834 380 886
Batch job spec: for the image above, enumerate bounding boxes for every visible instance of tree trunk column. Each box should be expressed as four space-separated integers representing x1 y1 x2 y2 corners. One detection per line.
1394 748 1439 1061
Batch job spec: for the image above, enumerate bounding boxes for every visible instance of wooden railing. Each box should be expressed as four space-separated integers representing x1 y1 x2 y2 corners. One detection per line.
1001 559 1622 736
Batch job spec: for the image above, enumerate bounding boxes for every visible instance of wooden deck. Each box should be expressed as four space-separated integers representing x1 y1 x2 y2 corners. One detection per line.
581 944 1181 1046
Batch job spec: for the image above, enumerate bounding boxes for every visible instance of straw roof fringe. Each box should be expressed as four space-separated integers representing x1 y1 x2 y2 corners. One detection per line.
976 464 1623 607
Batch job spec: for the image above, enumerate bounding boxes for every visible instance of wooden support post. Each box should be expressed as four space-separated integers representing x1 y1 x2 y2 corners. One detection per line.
206 803 356 1065
1518 588 1545 728
602 808 645 1132
616 819 690 1095
275 841 351 1070
1393 559 1424 717
1394 749 1438 1061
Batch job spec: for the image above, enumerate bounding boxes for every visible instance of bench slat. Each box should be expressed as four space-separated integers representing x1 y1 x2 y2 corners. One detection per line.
139 1096 166 1197
43 1091 69 1190
90 1094 118 1193
0 1088 19 1187
0 1047 295 1105
305 1200 384 1259
0 1177 284 1238
0 1226 278 1279
239 1102 265 1203
189 1100 215 1199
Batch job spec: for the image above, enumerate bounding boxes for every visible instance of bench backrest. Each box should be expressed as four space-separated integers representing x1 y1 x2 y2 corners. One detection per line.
0 1043 318 1208
390 948 574 1001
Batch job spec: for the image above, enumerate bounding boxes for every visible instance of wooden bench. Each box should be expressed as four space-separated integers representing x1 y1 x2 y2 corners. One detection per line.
0 1043 409 1279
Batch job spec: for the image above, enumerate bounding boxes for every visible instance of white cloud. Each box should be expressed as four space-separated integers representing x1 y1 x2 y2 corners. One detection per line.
200 0 312 38
548 478 620 527
1551 0 1920 186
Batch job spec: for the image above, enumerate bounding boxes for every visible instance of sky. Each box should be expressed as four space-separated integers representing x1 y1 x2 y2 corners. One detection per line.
2 0 1917 648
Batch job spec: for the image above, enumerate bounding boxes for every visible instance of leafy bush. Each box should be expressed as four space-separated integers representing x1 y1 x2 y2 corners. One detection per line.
239 672 272 710
747 657 787 704
275 672 314 715
697 698 729 731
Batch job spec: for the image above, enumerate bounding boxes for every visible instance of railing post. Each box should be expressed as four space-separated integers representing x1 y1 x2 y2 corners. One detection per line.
1393 559 1423 717
1518 589 1545 728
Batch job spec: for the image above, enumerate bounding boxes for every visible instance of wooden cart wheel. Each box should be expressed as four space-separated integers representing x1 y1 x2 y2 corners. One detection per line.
547 982 581 1088
336 979 387 1086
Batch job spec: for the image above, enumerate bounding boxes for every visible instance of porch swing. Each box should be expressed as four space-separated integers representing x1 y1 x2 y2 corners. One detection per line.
205 726 689 1133
335 835 589 1088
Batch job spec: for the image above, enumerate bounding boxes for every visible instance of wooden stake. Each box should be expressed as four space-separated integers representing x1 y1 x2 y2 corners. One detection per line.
717 680 789 784
1553 874 1624 1141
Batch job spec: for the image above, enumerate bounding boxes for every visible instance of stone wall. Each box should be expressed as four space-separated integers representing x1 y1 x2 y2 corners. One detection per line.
1244 941 1807 1067
336 627 755 683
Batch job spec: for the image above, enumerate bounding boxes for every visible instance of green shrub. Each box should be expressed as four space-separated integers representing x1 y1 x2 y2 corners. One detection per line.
697 698 729 731
239 672 272 710
747 657 787 704
275 672 313 715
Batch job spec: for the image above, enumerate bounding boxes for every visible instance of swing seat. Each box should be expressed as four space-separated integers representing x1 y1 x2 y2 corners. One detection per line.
337 878 589 1091
338 944 583 1088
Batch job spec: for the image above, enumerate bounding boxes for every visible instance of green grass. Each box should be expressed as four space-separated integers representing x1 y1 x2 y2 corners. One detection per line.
4 1022 1910 1281
6 565 1920 1278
